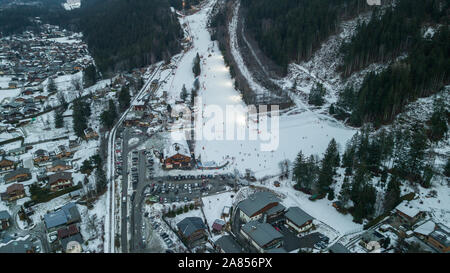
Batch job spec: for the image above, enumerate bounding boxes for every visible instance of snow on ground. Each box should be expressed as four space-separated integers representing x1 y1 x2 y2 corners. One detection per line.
0 88 21 102
201 191 234 229
78 193 106 253
401 184 450 227
159 0 357 179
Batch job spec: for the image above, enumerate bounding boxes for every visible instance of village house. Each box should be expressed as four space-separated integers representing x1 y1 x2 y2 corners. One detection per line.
68 136 80 149
236 191 281 223
33 149 50 164
414 221 450 253
8 81 18 89
360 230 387 251
133 102 146 112
55 145 73 159
3 168 31 183
163 143 192 169
241 221 284 253
212 219 226 234
214 235 242 253
328 243 351 253
48 172 73 191
0 211 11 231
177 217 208 247
44 202 81 232
4 183 25 202
33 95 48 103
57 224 80 240
284 207 314 234
83 128 99 140
47 159 72 172
395 200 426 226
0 158 15 172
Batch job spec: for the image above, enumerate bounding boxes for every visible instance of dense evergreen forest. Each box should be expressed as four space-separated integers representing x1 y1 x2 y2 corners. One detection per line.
76 0 183 75
336 26 450 126
241 0 370 73
340 0 450 76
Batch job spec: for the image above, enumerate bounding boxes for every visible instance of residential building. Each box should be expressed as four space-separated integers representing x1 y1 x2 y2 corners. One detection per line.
5 183 25 201
212 219 226 234
47 159 71 172
236 191 281 223
0 211 11 230
395 200 425 226
163 130 191 169
0 158 15 172
34 149 50 163
328 243 351 253
48 172 73 191
84 128 98 140
177 217 208 247
44 202 81 232
415 221 450 253
284 207 314 233
3 168 31 183
241 221 283 253
214 235 242 253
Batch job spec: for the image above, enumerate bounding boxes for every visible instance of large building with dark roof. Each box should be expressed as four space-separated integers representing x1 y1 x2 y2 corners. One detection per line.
236 191 281 223
241 221 283 253
284 207 314 233
214 235 242 253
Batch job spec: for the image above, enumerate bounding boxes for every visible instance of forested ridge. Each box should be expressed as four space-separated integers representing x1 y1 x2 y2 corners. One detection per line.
241 0 371 73
340 0 450 76
336 26 450 126
77 0 183 75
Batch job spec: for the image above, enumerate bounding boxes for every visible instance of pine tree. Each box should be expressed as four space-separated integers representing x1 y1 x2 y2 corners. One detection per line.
180 84 188 101
338 176 351 208
383 175 401 213
73 99 90 138
54 110 64 129
100 99 118 129
47 78 57 93
293 151 305 187
308 82 326 106
193 53 201 77
118 86 131 112
317 139 340 194
406 124 428 181
429 98 448 142
84 64 97 88
444 158 450 177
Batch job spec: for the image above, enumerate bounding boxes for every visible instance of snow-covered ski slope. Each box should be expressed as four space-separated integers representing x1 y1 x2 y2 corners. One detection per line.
160 0 357 178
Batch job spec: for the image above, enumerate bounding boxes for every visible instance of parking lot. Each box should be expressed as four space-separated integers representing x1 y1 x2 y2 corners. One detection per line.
142 174 234 204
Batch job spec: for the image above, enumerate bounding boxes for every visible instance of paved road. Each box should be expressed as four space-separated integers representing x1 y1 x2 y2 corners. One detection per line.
106 64 163 253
